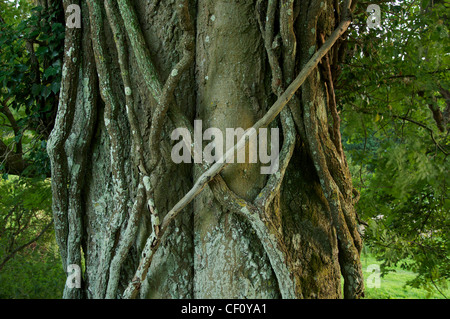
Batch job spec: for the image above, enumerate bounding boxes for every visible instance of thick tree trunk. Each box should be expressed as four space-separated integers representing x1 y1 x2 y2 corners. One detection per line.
193 0 280 298
48 0 364 299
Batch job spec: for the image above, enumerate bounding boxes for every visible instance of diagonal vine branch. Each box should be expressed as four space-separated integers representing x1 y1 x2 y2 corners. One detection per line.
122 17 352 299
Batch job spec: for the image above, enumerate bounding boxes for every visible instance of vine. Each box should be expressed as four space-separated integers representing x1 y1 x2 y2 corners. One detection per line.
48 0 365 299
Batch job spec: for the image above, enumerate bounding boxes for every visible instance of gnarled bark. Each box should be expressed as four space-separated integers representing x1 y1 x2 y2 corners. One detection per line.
48 0 365 300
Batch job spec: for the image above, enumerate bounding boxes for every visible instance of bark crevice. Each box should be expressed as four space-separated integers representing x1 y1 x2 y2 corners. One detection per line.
49 0 365 299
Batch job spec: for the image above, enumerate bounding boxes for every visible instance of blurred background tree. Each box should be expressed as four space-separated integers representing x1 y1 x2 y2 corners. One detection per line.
0 176 64 298
0 0 66 298
338 0 449 297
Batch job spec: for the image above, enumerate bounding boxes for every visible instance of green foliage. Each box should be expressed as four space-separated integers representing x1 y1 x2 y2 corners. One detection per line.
339 0 450 297
0 176 65 298
0 1 66 299
0 249 65 298
360 251 450 299
0 1 65 178
0 0 34 25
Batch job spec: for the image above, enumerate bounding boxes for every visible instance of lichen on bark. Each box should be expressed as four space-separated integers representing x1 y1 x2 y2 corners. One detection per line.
48 0 365 300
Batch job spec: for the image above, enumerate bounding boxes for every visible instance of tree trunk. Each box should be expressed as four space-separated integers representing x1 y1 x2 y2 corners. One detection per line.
48 0 364 299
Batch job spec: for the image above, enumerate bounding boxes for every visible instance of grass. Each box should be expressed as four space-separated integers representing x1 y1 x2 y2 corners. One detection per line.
360 252 449 299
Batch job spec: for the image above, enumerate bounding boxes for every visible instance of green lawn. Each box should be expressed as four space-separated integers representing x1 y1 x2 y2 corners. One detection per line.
360 252 449 299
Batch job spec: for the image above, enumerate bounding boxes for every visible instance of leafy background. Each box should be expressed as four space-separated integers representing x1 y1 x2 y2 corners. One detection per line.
0 0 65 298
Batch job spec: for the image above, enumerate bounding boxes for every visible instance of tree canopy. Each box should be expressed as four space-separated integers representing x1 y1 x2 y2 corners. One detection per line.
338 0 449 296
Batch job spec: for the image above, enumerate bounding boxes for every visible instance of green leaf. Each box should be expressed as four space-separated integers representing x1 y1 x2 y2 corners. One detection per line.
35 46 48 56
421 0 430 9
43 66 57 79
41 86 51 99
50 81 60 94
31 83 41 96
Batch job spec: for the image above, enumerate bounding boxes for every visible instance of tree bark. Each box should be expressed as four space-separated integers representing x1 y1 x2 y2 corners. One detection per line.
48 0 364 299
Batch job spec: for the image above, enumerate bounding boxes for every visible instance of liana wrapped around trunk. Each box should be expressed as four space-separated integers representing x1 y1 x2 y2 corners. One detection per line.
48 0 365 299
